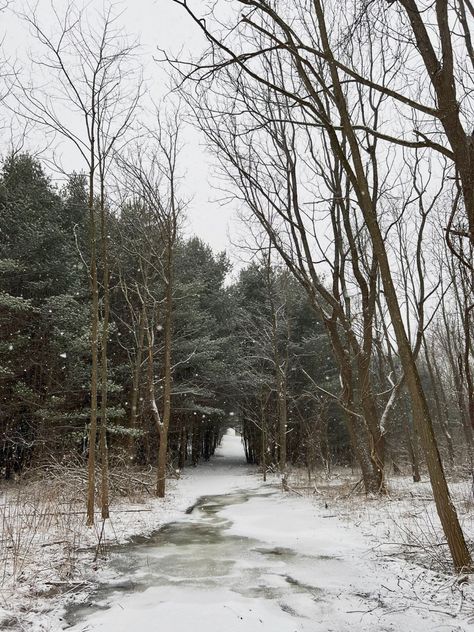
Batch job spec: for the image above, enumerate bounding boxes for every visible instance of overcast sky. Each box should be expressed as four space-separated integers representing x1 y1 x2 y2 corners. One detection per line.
1 0 240 258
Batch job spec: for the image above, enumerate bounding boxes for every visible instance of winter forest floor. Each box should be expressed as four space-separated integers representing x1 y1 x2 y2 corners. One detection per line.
1 433 474 632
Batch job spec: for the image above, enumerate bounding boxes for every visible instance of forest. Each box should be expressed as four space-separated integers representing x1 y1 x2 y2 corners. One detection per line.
0 1 474 630
0 151 343 486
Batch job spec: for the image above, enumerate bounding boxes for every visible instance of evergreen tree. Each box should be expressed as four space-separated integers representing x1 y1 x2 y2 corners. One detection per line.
0 155 89 476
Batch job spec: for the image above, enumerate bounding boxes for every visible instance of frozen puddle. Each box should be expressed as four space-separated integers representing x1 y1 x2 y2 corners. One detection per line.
64 488 324 630
62 486 390 632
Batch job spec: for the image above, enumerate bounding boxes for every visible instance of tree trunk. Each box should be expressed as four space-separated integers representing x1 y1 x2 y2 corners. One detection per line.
397 0 474 244
178 421 187 470
276 365 287 473
313 0 472 571
261 397 267 482
99 173 110 520
328 323 382 494
86 162 99 527
357 352 385 493
128 308 146 460
156 240 173 498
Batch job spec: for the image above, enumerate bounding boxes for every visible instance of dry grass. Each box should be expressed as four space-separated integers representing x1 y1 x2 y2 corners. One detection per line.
0 461 159 589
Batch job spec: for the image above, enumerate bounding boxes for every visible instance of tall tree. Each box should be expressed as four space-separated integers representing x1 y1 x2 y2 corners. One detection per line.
171 0 472 572
14 2 142 524
118 112 185 497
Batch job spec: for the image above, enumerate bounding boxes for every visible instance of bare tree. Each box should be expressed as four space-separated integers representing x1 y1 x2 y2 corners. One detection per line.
170 0 472 572
179 45 390 494
383 1 474 250
13 2 142 524
118 111 185 497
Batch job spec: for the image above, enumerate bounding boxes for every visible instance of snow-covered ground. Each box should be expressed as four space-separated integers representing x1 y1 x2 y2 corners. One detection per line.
1 431 473 631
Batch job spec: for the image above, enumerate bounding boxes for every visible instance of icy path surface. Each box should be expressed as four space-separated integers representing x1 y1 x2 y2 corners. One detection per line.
64 433 470 632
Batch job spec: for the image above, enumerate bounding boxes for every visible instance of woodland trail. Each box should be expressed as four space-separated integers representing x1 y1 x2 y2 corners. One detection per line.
63 434 471 632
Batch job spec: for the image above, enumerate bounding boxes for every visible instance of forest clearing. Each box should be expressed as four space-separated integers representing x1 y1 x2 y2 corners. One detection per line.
1 0 474 630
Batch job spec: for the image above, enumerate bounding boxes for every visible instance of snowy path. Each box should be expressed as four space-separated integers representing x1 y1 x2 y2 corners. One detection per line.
63 433 471 632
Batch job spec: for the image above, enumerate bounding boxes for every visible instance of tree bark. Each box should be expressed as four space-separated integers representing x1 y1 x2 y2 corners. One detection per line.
156 239 173 497
86 156 99 527
99 166 110 520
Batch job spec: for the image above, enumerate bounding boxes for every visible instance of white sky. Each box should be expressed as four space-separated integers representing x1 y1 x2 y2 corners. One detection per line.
1 0 239 257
